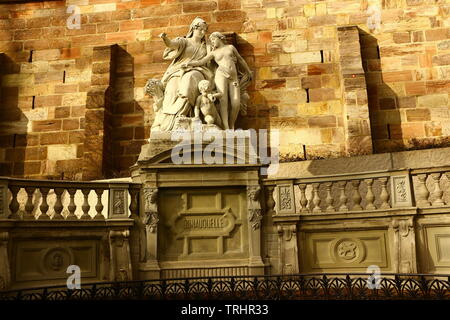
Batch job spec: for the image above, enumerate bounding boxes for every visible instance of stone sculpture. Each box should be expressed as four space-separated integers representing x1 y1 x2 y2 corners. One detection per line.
146 17 252 132
184 31 252 130
194 79 223 127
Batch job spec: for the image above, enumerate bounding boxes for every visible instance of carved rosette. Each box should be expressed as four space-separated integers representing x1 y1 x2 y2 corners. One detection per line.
247 186 262 230
143 188 159 233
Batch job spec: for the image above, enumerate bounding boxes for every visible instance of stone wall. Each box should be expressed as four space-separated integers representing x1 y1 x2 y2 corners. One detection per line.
0 0 449 179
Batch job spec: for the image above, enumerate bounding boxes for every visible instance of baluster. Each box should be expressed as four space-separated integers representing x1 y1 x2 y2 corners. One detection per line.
8 186 20 219
325 182 335 212
365 179 376 210
338 181 348 211
66 188 77 220
52 188 64 220
39 187 50 220
379 178 390 209
81 189 91 220
416 174 430 207
265 186 276 215
128 188 139 218
298 184 309 213
431 173 444 206
351 180 363 211
24 187 36 220
93 189 105 220
311 183 321 213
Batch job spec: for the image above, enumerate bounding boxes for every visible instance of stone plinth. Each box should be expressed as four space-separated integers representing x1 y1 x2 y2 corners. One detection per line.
131 130 267 279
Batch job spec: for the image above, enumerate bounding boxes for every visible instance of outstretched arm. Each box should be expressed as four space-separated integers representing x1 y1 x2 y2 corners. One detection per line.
185 53 215 67
159 32 178 49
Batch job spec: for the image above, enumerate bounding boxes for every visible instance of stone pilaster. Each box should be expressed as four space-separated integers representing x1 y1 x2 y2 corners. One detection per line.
247 185 265 275
109 230 133 281
82 45 116 180
391 217 417 273
337 26 373 156
139 186 161 279
0 232 10 290
277 224 299 275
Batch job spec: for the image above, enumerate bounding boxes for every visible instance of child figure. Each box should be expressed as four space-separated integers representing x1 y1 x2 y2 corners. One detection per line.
194 80 223 127
183 32 252 130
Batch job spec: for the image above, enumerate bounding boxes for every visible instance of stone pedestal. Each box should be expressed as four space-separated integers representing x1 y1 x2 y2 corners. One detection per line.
131 130 267 279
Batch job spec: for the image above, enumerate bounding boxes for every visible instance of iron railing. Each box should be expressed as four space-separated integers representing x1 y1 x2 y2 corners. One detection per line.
1 274 449 300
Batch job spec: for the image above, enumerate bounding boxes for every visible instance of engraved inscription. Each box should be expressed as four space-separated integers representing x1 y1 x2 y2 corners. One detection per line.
184 217 224 229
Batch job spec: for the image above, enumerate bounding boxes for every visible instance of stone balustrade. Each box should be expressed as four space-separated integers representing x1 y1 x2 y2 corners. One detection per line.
263 169 417 215
264 166 450 215
411 167 450 208
0 177 141 220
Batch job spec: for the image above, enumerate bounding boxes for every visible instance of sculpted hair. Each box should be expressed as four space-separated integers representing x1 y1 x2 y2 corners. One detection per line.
209 32 226 41
198 80 210 92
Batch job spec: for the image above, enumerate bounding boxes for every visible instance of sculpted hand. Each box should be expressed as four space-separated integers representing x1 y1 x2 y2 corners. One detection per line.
207 93 216 102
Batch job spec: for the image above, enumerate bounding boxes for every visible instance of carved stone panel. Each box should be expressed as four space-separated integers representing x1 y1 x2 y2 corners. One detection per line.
276 183 296 214
108 187 129 219
158 188 248 262
13 240 99 284
390 174 414 207
420 225 450 273
302 230 389 272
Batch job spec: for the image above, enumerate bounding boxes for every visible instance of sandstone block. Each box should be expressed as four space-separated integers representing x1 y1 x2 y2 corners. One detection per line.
40 132 68 145
432 54 450 66
425 121 442 136
301 76 321 89
218 0 241 10
47 144 77 160
292 51 321 64
382 70 413 82
93 3 116 13
14 161 41 176
2 74 33 87
183 2 217 13
62 92 87 106
398 96 417 108
417 94 448 108
405 81 426 95
406 108 431 121
425 28 449 41
308 115 336 128
120 20 143 31
307 63 334 75
393 32 411 44
63 119 80 130
32 120 62 132
309 88 335 102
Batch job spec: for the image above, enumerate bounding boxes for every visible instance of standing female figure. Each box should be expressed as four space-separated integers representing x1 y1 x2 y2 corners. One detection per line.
184 32 252 130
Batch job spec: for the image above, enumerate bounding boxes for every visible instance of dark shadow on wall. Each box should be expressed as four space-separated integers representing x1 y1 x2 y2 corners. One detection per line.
234 34 275 132
111 45 145 178
0 53 28 177
358 29 402 153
